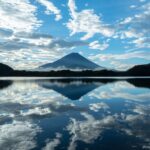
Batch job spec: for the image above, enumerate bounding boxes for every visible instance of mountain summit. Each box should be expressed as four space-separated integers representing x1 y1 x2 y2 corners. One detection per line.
39 53 103 70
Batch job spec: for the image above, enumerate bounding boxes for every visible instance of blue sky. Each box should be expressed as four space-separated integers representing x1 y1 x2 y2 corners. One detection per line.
0 0 149 70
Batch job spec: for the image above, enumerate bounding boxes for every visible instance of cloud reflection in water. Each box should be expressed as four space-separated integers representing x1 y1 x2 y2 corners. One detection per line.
0 78 149 150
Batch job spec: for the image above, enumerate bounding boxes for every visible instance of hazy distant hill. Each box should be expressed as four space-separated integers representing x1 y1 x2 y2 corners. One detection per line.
0 63 13 75
127 63 150 76
39 53 103 71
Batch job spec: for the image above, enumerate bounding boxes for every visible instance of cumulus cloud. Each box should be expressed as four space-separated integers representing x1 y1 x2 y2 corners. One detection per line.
0 0 87 70
0 121 41 150
15 32 53 40
132 37 150 48
117 2 150 48
67 112 115 150
89 81 150 102
110 61 135 70
89 51 150 70
123 104 150 149
42 133 62 150
87 81 150 149
0 80 90 150
0 80 86 120
133 105 150 115
0 79 150 149
0 31 87 69
0 0 88 70
0 28 13 38
0 0 41 33
120 17 133 25
89 102 109 112
89 41 109 51
37 0 62 21
66 0 114 40
0 31 86 50
90 51 150 61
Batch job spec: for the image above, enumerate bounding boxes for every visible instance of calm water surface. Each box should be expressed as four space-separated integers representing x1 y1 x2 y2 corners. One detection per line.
0 78 150 150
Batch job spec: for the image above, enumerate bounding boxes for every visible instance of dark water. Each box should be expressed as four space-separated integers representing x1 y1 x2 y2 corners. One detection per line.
0 78 150 150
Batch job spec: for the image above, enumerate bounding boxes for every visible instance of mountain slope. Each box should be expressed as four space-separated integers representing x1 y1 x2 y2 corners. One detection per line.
0 63 13 76
127 63 150 76
39 53 103 70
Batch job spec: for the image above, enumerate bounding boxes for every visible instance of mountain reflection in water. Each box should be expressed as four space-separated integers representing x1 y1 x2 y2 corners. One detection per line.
0 78 150 150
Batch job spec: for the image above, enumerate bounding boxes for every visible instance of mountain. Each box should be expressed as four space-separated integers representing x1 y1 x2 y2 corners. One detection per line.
39 53 103 71
127 63 150 76
0 60 150 77
0 63 13 76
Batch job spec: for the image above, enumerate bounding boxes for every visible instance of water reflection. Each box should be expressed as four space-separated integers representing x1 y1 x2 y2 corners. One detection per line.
0 80 12 89
127 78 150 89
0 78 150 150
38 79 116 100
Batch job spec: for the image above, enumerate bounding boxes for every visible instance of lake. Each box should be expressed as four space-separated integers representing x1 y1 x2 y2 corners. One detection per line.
0 78 150 150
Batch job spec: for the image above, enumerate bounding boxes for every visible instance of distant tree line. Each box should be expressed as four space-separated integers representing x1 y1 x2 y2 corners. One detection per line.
0 63 150 76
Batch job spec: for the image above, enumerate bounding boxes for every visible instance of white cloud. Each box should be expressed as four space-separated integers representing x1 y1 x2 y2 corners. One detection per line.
89 81 150 102
21 107 51 116
90 51 150 62
0 121 41 150
89 40 109 51
118 2 150 48
0 0 41 33
120 17 132 25
0 31 87 70
37 0 62 21
132 37 150 48
67 112 115 150
89 102 109 112
89 50 150 70
42 133 62 150
123 30 140 38
123 105 150 149
110 61 135 70
0 28 13 38
0 79 150 149
133 105 150 115
0 0 78 70
0 81 86 120
0 0 71 70
66 0 114 40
